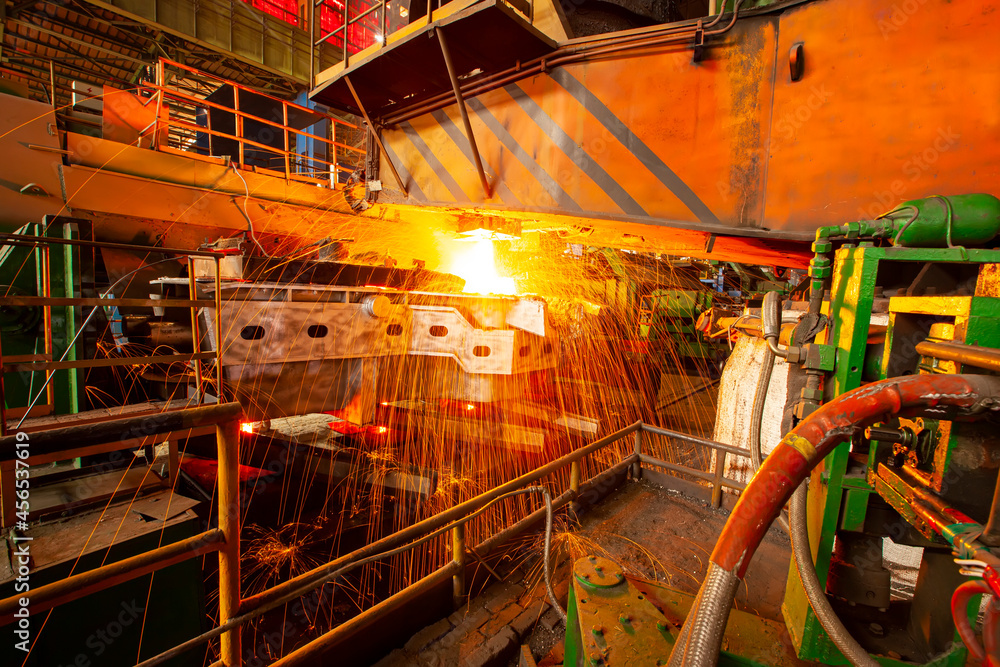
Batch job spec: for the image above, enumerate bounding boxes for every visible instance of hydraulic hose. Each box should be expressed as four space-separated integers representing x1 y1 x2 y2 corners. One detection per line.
751 290 789 532
749 343 774 472
951 579 1000 666
790 485 879 667
670 373 1000 667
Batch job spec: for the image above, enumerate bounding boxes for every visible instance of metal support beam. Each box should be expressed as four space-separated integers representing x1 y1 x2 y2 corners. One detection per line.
434 27 491 199
343 75 408 196
452 523 466 610
217 418 242 667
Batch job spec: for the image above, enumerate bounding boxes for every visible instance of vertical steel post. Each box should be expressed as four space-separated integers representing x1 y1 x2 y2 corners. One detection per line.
205 98 213 155
41 245 54 411
343 0 350 68
435 28 491 199
282 103 291 180
0 462 13 527
328 118 336 187
632 428 642 480
153 61 165 150
309 0 318 85
187 257 204 402
381 0 386 46
217 417 242 667
214 257 225 402
452 524 466 610
48 61 56 112
712 450 727 508
570 459 581 494
233 86 244 166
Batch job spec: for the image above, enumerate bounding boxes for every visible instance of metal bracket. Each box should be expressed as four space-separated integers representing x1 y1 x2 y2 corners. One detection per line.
692 21 705 63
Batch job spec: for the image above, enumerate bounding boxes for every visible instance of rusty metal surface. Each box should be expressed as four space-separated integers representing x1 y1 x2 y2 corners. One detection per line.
65 133 353 212
371 0 1000 241
13 489 199 572
571 555 676 666
201 285 556 418
0 95 65 229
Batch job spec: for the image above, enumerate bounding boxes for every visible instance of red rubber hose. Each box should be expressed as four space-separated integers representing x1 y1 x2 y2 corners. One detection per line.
984 595 1000 667
952 579 1000 666
710 373 1000 578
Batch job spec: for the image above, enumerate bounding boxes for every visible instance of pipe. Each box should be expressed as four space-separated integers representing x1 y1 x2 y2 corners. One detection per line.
790 486 879 666
217 418 242 667
0 529 223 621
749 293 790 530
748 338 789 533
951 579 1000 666
916 339 1000 373
0 402 243 462
671 373 1000 666
750 344 775 471
761 291 789 359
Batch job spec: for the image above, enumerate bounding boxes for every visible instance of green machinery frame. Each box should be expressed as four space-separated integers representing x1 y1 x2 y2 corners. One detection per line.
782 244 1000 666
0 218 83 424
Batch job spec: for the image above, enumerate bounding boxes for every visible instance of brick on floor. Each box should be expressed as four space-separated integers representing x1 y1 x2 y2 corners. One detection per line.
404 616 453 653
483 581 526 613
480 599 525 636
460 625 518 667
511 601 550 639
537 641 565 667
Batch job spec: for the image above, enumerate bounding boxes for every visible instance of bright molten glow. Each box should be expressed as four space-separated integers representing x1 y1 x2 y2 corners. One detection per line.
448 239 516 295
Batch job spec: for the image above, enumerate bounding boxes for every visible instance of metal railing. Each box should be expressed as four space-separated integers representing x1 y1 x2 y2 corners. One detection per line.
0 234 229 442
0 403 244 666
308 0 535 83
144 59 364 186
32 419 746 667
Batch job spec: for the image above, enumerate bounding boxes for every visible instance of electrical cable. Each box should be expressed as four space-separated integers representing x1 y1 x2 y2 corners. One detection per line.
230 162 270 257
750 291 789 531
790 484 879 667
748 338 789 534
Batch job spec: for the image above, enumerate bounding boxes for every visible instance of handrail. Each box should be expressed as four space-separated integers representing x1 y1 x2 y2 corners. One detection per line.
136 420 748 667
0 403 245 667
147 59 366 187
159 58 359 129
0 234 227 435
309 0 544 85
